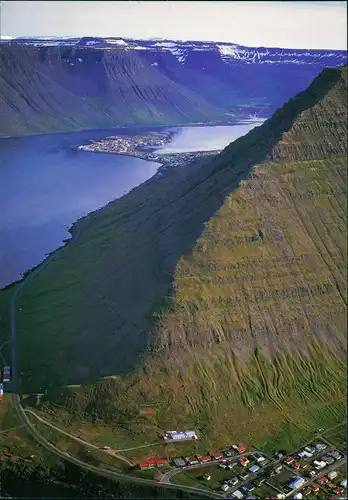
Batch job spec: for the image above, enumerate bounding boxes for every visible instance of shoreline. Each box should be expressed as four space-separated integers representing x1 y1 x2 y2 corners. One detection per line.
0 116 266 141
0 120 258 290
0 155 177 292
75 129 223 173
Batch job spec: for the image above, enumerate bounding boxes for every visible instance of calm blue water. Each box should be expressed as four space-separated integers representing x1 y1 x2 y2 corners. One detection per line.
0 120 263 288
157 119 264 154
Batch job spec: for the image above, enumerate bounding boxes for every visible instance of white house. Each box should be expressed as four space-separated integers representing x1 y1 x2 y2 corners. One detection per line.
232 491 243 500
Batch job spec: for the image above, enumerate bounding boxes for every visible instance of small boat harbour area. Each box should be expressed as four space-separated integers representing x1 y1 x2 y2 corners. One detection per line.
75 130 222 172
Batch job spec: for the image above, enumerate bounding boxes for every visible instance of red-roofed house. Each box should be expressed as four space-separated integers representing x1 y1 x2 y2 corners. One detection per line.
213 452 224 460
238 444 246 453
304 488 312 496
148 459 157 467
319 476 328 484
335 487 343 495
156 459 167 466
201 455 211 463
285 456 294 465
312 484 320 493
139 462 149 470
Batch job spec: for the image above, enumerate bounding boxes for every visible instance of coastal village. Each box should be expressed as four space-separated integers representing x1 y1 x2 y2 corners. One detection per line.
76 130 222 171
125 428 347 499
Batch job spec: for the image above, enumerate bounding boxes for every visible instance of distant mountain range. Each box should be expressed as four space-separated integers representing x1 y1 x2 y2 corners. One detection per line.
0 37 346 136
2 36 347 65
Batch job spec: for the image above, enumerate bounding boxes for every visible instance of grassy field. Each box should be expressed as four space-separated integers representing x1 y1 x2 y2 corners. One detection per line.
25 411 130 473
1 67 346 457
267 468 294 491
322 422 347 452
0 393 63 469
178 462 245 491
171 471 213 491
253 482 281 498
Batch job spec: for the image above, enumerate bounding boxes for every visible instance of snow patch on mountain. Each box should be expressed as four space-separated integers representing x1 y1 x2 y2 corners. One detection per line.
217 44 240 58
105 39 128 45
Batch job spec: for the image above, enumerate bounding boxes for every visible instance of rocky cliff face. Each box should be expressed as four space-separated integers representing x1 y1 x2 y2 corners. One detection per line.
0 37 346 136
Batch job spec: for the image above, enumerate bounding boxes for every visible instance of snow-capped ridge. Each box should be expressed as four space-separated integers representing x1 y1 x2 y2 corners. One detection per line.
0 36 346 66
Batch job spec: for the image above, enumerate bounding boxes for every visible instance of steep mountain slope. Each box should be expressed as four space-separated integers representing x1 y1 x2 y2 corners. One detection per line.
7 66 347 448
0 46 118 135
0 45 224 136
0 39 346 136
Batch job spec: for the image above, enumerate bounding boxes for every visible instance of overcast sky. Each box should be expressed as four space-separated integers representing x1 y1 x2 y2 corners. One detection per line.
1 1 347 50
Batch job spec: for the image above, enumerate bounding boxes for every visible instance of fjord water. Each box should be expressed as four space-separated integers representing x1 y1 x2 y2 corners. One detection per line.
0 120 263 288
158 119 265 154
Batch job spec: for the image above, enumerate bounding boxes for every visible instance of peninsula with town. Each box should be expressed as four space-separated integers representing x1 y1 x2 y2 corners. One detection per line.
76 130 222 172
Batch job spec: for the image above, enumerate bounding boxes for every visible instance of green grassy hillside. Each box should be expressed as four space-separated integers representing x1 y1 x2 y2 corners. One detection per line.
4 66 347 450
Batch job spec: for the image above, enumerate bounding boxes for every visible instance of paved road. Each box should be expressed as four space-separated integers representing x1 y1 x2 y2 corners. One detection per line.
7 231 221 499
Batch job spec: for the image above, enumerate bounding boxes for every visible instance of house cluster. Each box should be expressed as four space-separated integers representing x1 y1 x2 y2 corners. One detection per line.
138 458 168 470
136 430 346 500
176 436 344 499
0 366 11 402
219 453 269 496
163 430 198 441
77 131 172 155
284 444 343 480
154 149 221 171
278 442 346 498
76 132 221 172
171 444 247 468
296 478 346 498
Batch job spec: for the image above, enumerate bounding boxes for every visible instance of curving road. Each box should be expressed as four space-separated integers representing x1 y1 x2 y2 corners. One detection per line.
23 408 134 466
7 230 221 499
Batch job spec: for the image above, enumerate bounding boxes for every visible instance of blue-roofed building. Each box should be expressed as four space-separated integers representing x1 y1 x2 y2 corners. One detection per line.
249 465 260 473
289 476 305 489
242 482 255 492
